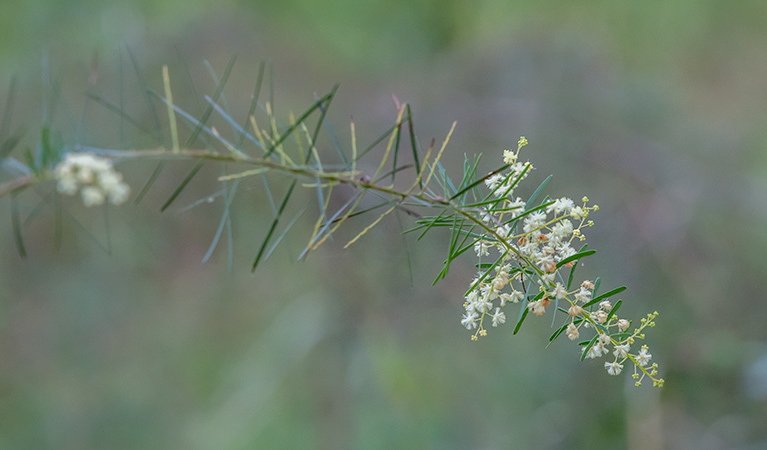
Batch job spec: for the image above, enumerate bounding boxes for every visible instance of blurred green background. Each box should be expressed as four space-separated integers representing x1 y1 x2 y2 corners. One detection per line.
2 1 767 449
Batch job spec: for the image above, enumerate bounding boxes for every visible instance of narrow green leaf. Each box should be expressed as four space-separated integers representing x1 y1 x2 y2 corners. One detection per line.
513 307 529 335
390 116 403 183
525 174 552 210
580 335 599 361
556 249 596 268
405 104 421 187
583 286 627 308
160 161 204 212
605 299 622 323
315 94 348 167
450 164 509 201
263 85 338 161
592 277 602 298
202 179 239 264
186 55 237 148
142 56 236 207
236 61 266 150
203 58 239 139
416 210 447 241
549 322 570 342
264 205 307 262
252 180 297 272
356 115 413 161
566 244 588 290
517 291 542 324
134 162 166 205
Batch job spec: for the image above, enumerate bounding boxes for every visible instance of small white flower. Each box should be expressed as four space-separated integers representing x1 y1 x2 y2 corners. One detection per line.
547 197 574 215
605 361 623 375
528 299 546 316
81 186 106 207
558 243 576 260
585 343 603 359
523 211 547 233
490 308 506 327
107 182 130 205
613 343 630 358
474 240 491 256
553 282 568 300
551 219 573 239
503 149 517 164
461 311 478 330
599 300 612 311
567 304 583 316
636 347 652 366
594 310 608 324
474 296 493 314
57 175 79 195
484 174 503 191
575 287 592 303
506 197 526 217
565 323 579 340
571 206 587 220
617 319 630 332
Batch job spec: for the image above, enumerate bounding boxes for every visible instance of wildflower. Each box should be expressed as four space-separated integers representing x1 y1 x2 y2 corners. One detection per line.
571 206 587 219
594 310 608 324
547 197 574 215
575 287 592 303
528 299 546 316
551 219 573 240
54 152 131 207
567 304 583 316
599 300 612 311
566 323 579 340
506 197 526 216
617 319 630 332
485 174 504 191
605 361 623 375
636 346 652 366
613 343 630 358
503 149 517 164
490 308 506 327
523 211 546 233
586 343 608 359
553 282 568 300
81 186 106 207
474 240 491 256
474 296 493 314
504 290 524 305
461 311 479 330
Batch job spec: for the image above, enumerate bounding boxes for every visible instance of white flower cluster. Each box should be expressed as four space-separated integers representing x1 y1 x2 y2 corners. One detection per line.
54 153 130 207
461 138 663 386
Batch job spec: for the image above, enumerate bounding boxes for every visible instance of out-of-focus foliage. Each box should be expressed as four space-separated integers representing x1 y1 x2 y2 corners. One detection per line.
2 1 767 449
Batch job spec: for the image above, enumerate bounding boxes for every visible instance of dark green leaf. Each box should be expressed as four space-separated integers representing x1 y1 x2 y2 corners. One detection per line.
557 249 596 268
583 286 627 308
580 335 599 361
